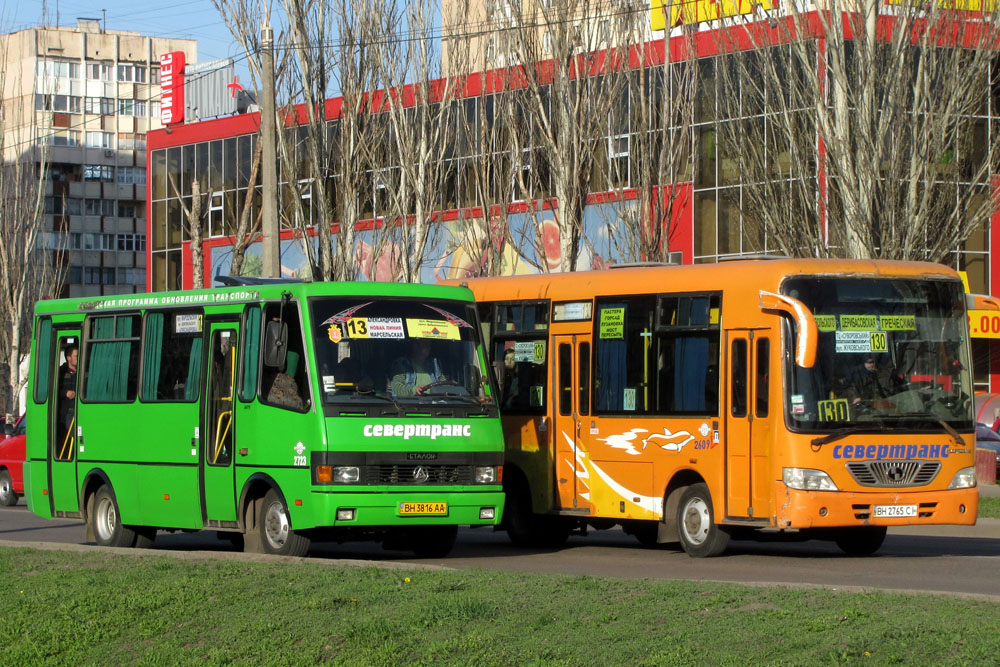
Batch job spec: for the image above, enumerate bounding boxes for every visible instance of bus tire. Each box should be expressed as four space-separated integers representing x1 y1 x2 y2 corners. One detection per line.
133 527 157 548
91 485 138 548
504 480 568 548
676 483 729 558
259 488 310 557
411 525 458 558
834 526 887 556
0 470 18 506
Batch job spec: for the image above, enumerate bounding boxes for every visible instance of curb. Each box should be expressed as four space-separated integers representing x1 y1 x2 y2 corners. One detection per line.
0 539 456 571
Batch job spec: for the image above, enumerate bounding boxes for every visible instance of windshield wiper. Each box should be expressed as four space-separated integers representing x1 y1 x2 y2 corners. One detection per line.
889 412 965 446
810 425 881 448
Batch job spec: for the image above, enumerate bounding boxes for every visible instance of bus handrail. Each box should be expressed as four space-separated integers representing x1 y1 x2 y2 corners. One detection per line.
212 411 232 464
58 416 75 461
758 290 817 368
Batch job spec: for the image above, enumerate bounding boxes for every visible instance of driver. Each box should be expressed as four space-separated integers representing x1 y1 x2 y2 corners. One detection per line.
849 356 903 405
390 338 446 397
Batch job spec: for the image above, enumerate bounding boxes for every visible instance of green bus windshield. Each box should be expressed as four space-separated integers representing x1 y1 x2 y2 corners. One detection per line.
309 297 494 408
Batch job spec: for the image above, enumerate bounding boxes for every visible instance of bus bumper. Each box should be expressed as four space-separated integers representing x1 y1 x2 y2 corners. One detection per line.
309 489 505 528
774 485 979 529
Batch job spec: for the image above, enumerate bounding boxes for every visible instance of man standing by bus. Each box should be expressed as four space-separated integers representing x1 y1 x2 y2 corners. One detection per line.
56 345 78 453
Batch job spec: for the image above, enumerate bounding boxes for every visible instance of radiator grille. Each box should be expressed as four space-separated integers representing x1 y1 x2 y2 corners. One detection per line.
366 464 472 485
845 460 940 487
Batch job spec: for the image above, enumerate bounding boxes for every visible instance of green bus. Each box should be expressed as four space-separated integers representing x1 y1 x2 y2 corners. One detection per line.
25 279 504 557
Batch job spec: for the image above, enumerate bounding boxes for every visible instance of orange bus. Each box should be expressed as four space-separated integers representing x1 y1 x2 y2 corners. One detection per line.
447 258 980 556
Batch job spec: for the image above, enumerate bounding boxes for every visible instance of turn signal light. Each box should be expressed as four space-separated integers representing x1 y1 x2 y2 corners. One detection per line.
316 465 333 483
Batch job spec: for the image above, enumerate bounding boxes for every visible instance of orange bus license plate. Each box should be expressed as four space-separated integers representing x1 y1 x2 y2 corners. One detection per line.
399 502 448 515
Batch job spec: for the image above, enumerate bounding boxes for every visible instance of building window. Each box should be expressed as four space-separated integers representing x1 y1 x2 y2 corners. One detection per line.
117 64 144 82
85 131 113 149
83 165 115 182
50 131 81 147
37 60 80 79
119 268 144 285
118 133 147 151
150 66 160 85
117 233 146 251
150 101 161 118
83 267 116 284
84 199 116 217
85 97 114 115
36 95 81 113
118 99 148 117
86 62 113 81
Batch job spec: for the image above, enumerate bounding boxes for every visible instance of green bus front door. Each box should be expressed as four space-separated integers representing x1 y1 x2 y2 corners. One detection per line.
202 322 240 524
50 331 81 514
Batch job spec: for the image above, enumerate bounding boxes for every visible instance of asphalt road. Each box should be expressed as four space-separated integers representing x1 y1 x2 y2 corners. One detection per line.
3 493 1000 599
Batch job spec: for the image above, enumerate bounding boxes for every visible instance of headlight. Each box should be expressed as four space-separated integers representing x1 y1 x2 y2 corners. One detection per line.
948 466 976 489
474 466 497 484
783 467 838 491
333 466 360 483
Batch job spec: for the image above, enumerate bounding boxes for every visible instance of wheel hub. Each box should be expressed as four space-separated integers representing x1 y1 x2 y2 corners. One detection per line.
682 497 710 545
264 501 290 548
96 496 117 542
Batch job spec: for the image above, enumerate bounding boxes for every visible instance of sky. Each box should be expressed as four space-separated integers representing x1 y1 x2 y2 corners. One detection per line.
6 0 246 69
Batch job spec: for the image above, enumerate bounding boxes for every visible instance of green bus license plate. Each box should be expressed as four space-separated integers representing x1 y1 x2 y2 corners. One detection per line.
399 502 448 515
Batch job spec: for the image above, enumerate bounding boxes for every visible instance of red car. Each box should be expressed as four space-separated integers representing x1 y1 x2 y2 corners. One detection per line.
0 415 25 506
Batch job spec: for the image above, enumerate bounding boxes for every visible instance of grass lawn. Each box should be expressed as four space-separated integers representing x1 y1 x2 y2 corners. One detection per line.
2 546 999 665
979 494 1000 519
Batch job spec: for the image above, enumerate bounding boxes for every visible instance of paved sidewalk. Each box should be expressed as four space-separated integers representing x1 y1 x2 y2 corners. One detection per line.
981 482 1000 497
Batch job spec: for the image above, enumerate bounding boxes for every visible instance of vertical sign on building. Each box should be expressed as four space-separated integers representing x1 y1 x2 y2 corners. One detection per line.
160 51 186 125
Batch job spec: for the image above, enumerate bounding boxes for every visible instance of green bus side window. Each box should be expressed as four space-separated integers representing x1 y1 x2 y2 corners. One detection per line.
241 305 261 402
34 318 52 404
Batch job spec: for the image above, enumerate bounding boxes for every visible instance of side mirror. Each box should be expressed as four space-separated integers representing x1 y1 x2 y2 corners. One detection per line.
263 320 288 369
759 290 817 368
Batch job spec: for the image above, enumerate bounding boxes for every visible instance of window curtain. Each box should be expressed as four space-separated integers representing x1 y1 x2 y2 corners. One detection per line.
675 336 708 412
85 318 116 401
34 319 52 404
85 317 133 402
142 313 164 401
184 336 203 401
596 304 626 411
241 306 261 402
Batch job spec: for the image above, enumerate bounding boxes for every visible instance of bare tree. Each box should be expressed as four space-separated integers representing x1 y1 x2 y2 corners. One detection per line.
491 0 632 273
0 40 66 415
714 4 1000 261
169 176 207 287
367 0 465 283
214 0 299 277
585 11 700 265
228 137 264 277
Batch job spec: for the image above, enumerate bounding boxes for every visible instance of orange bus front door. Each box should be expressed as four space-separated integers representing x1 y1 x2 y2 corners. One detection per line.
552 335 591 511
725 330 754 518
724 330 772 520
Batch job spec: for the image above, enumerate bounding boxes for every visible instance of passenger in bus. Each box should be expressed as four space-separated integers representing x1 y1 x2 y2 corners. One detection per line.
390 338 446 397
500 348 521 408
58 346 78 423
849 356 903 404
267 350 305 410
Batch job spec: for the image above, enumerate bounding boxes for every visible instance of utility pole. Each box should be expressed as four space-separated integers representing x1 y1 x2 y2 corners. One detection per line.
260 20 280 278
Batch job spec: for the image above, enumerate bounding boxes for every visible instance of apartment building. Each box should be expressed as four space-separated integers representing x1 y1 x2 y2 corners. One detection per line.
0 18 196 297
441 0 654 75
